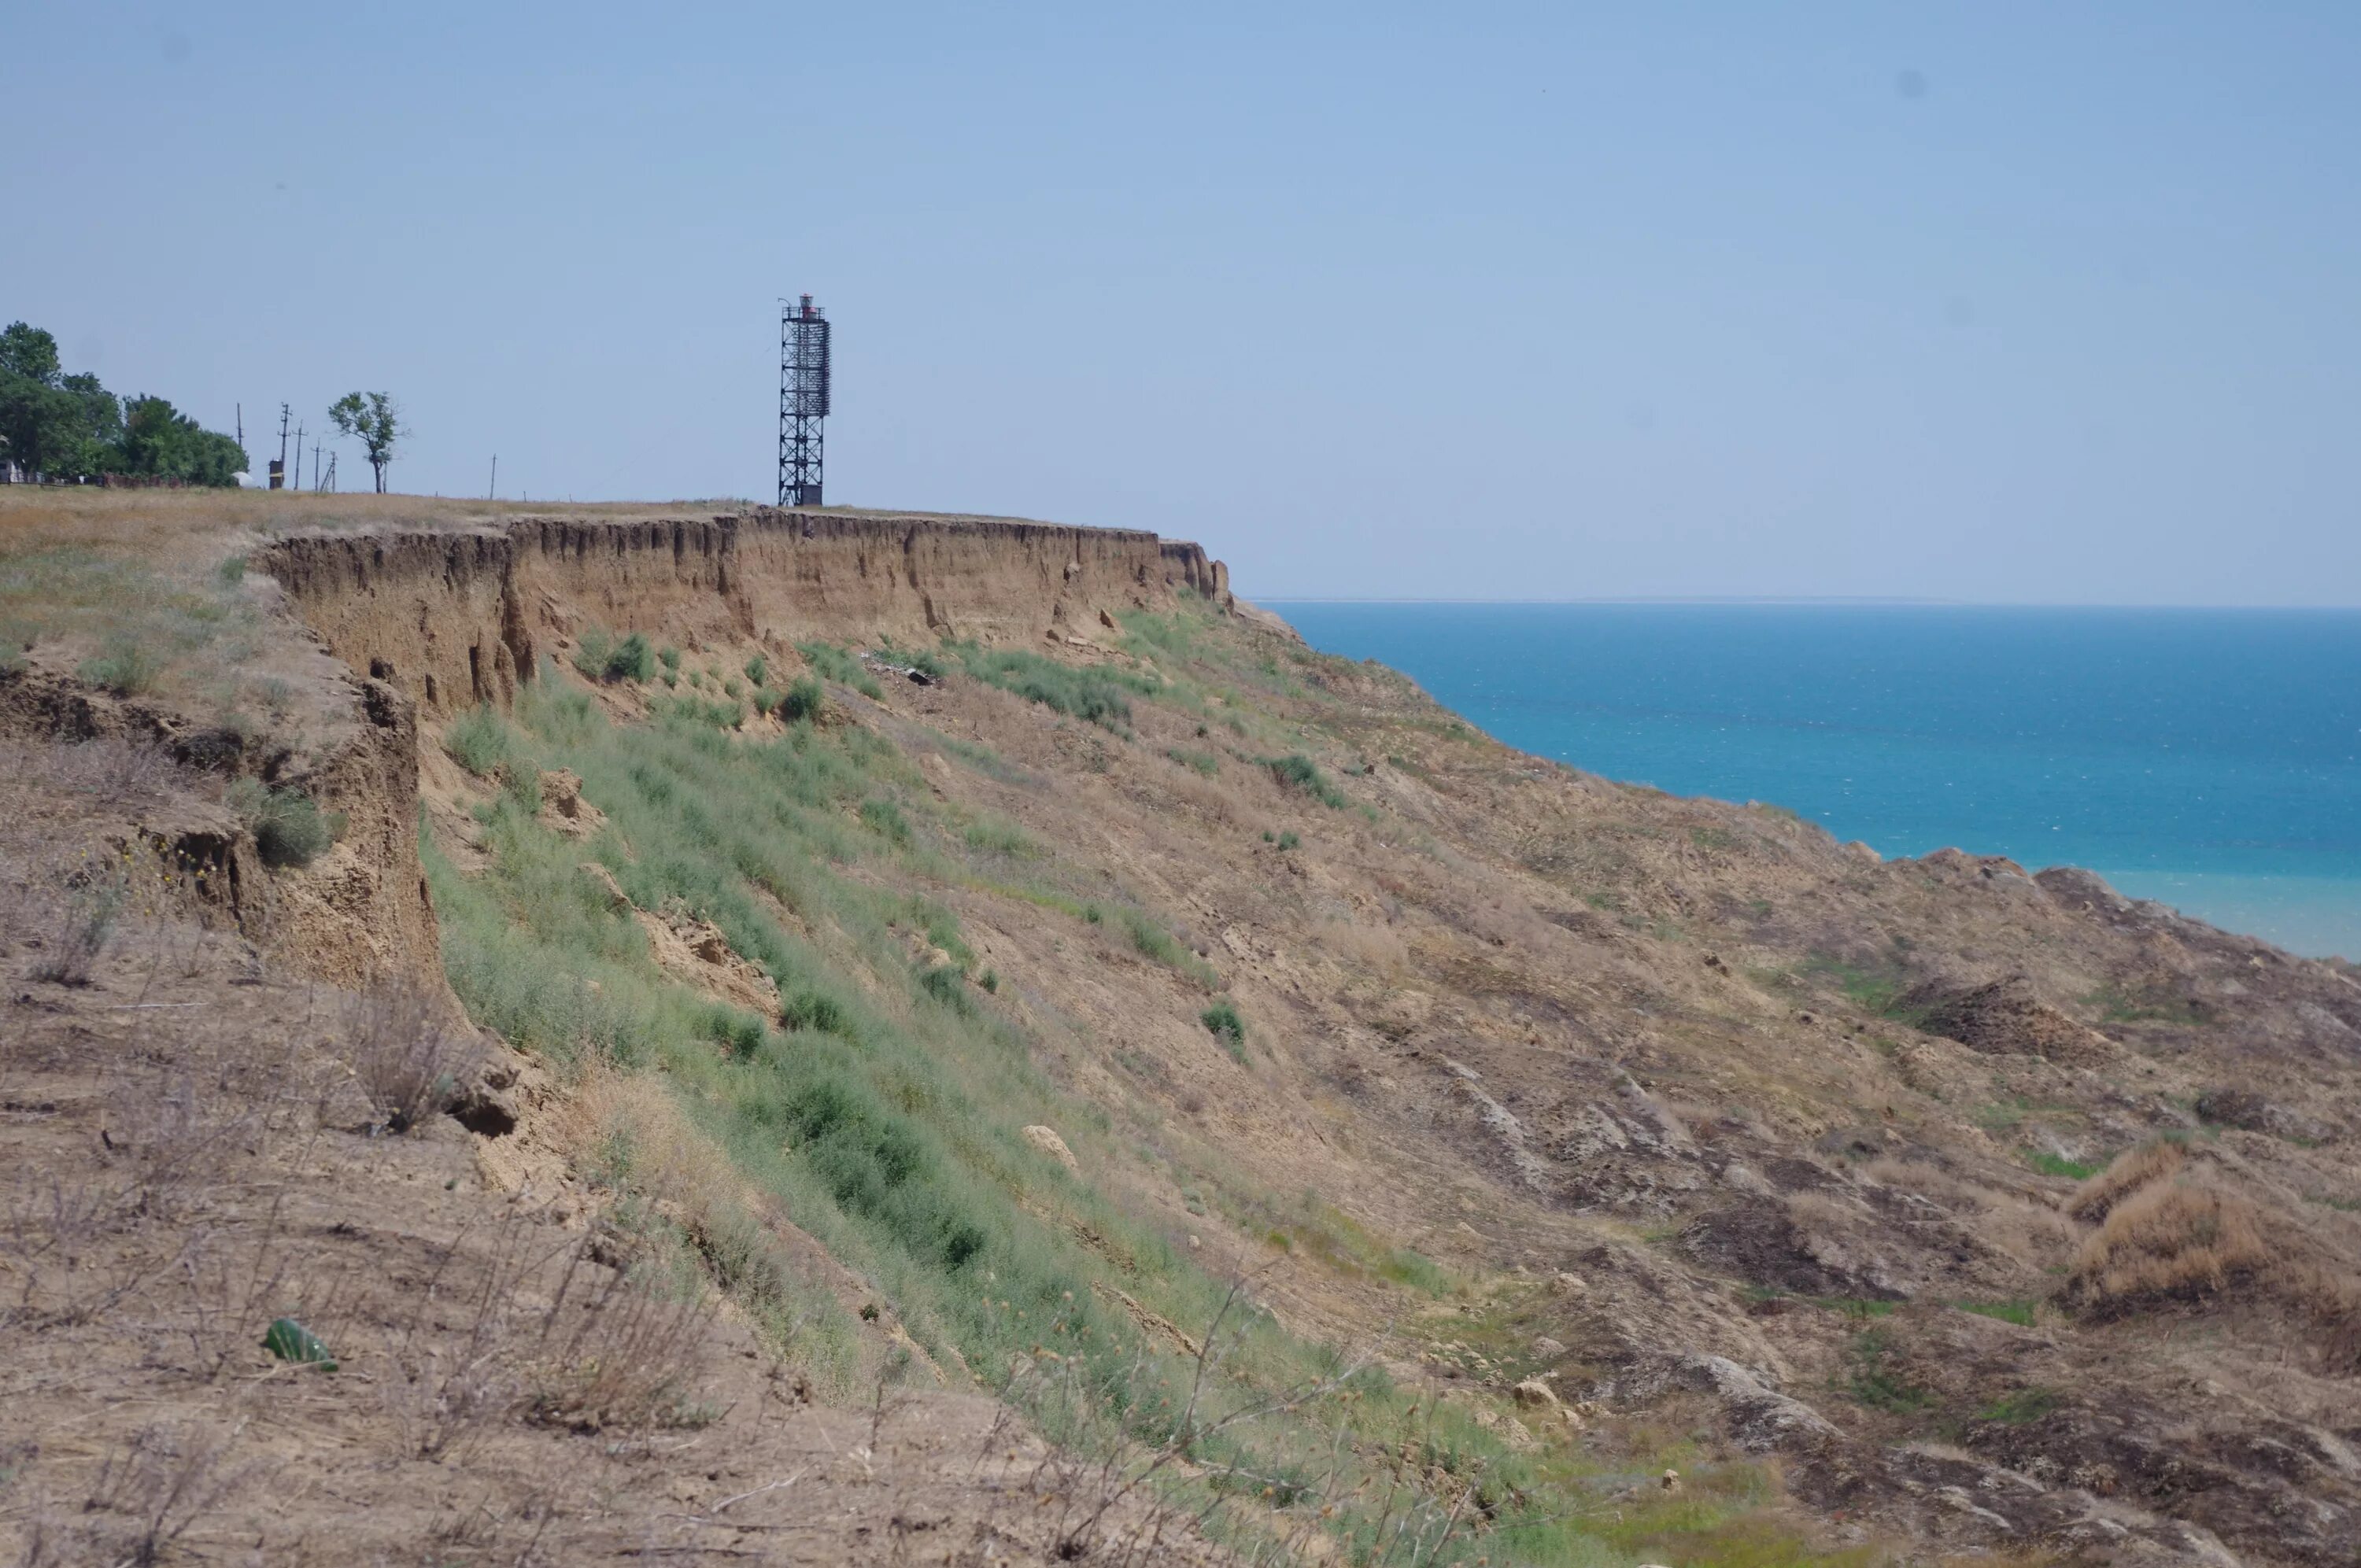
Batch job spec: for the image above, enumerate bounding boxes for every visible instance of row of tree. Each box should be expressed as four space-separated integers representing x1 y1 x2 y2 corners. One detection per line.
0 322 249 486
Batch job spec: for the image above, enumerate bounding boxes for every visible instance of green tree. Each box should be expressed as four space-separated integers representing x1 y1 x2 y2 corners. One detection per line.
328 391 403 493
2 325 124 481
0 320 242 485
120 396 245 485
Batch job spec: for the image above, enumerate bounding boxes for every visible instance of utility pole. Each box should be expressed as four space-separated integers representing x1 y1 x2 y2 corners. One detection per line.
272 404 290 489
310 441 320 491
489 454 497 500
323 452 336 493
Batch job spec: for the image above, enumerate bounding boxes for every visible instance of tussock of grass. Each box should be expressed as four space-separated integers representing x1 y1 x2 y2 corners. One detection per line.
227 778 339 868
951 642 1158 731
1263 752 1344 809
796 640 884 699
572 628 656 684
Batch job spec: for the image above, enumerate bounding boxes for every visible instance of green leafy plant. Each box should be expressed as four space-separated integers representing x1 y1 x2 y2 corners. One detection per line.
1263 753 1343 808
78 633 159 696
228 778 340 868
778 675 825 723
1201 1001 1247 1061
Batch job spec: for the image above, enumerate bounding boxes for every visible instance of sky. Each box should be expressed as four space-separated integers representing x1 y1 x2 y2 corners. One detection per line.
5 3 2356 604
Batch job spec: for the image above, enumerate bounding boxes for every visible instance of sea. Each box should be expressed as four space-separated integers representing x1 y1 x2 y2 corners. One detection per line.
1264 603 2361 961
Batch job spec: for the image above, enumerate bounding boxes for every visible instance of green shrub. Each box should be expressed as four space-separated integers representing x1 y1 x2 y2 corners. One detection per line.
751 687 781 717
1265 753 1343 808
723 677 743 699
1201 1001 1246 1061
745 653 769 686
79 634 159 696
796 641 884 699
781 983 849 1037
979 968 999 994
573 628 655 683
659 644 682 673
859 797 910 845
216 554 248 585
703 1006 768 1059
668 695 744 729
608 633 655 682
2023 1149 2100 1181
952 644 1155 731
917 964 971 1015
444 704 510 777
1164 747 1219 776
778 675 825 723
1277 830 1301 851
228 779 340 868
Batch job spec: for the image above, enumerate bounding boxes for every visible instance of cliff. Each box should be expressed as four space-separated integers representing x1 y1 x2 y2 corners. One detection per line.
260 507 1229 718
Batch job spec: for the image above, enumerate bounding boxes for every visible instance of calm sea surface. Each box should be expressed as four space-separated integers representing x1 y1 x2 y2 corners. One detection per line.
1265 603 2361 960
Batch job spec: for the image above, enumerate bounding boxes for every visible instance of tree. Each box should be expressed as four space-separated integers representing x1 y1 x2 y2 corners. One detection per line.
120 396 244 486
328 392 403 493
2 325 124 481
0 319 242 485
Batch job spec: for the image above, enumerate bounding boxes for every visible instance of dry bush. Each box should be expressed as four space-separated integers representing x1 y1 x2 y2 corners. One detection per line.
2064 1178 2270 1313
527 1246 717 1433
1158 760 1249 827
553 1068 753 1228
383 1210 572 1460
339 981 482 1134
19 736 181 803
62 1421 258 1568
2065 1138 2188 1222
19 851 129 987
1315 919 1411 977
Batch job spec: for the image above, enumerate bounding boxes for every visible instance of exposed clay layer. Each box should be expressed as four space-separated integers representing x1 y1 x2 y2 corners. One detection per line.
260 507 1229 718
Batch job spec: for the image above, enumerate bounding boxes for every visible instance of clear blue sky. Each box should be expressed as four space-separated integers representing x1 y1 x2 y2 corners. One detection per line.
6 4 2355 603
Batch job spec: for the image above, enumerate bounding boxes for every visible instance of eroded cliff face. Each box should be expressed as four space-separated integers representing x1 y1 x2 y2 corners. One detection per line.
260 508 1229 719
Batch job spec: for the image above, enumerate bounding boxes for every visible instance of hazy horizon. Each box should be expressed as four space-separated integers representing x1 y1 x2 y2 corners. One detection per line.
7 5 2356 607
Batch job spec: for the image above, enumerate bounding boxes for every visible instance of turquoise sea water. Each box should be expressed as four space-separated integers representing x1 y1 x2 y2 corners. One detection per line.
1265 603 2361 961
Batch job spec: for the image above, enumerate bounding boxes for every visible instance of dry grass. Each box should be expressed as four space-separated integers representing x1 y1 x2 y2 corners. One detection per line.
337 981 482 1134
2065 1138 2191 1223
2064 1177 2270 1312
526 1243 718 1433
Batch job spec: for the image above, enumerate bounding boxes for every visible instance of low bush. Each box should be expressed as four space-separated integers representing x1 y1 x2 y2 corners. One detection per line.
2064 1176 2269 1314
341 982 482 1134
227 779 339 868
1201 1001 1246 1060
79 633 160 697
572 629 655 683
954 644 1155 731
444 705 510 777
796 641 885 699
1264 752 1344 808
745 653 769 686
778 675 826 722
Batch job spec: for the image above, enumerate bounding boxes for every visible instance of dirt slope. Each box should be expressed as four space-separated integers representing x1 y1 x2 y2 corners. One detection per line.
6 492 2360 1566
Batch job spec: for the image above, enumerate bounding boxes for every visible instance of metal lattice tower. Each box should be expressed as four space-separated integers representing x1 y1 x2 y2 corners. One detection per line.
778 294 831 507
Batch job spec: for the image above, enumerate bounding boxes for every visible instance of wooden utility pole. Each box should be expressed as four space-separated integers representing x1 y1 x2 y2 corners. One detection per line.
273 404 290 490
489 455 497 500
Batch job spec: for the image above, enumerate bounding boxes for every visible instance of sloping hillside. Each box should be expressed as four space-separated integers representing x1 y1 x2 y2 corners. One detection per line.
5 489 2358 1566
